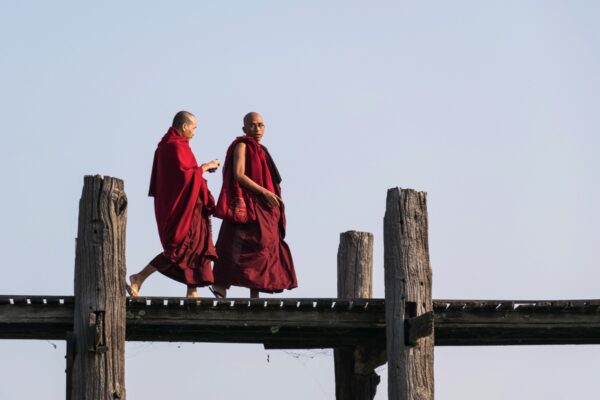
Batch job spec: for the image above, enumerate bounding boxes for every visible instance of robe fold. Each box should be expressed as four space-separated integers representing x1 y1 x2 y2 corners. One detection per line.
213 136 297 293
148 127 217 287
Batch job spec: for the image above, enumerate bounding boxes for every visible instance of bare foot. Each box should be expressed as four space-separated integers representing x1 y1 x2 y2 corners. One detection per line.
128 274 141 297
186 288 202 305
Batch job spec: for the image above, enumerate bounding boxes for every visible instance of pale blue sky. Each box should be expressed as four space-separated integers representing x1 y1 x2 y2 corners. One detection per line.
1 1 599 399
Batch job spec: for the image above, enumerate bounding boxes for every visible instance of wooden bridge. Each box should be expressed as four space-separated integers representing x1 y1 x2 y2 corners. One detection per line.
1 175 598 400
2 296 600 347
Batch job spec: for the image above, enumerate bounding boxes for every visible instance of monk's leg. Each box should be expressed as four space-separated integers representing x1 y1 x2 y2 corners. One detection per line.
250 289 260 299
186 286 199 298
128 263 157 296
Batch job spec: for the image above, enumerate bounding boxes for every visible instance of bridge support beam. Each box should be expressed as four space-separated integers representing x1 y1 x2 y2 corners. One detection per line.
385 188 434 400
72 175 128 400
334 231 385 400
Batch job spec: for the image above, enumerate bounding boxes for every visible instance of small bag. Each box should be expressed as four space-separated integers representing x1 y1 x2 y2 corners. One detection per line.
227 197 250 223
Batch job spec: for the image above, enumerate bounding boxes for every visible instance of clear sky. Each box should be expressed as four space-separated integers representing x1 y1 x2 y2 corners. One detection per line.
1 1 599 399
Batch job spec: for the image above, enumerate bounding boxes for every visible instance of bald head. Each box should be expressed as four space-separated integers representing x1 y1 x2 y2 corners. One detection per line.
172 111 197 140
243 112 262 126
172 111 195 131
242 112 265 143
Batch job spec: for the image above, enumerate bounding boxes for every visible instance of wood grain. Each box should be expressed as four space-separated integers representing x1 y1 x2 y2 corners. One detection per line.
72 175 127 400
384 188 434 400
334 231 383 400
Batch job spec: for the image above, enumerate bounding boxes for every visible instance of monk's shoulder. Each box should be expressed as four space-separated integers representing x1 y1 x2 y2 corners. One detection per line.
159 140 191 163
232 140 247 154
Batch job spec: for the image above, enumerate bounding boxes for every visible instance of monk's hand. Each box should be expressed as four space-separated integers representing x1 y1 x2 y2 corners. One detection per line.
202 159 221 173
261 190 283 208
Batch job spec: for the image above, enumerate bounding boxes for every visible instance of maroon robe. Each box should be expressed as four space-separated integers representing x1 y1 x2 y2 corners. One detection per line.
213 136 297 293
148 127 217 287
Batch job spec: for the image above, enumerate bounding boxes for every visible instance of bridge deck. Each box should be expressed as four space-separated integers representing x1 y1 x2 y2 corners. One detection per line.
1 296 599 347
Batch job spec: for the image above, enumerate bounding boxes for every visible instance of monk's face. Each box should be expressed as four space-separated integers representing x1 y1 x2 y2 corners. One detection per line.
180 116 197 140
243 114 265 142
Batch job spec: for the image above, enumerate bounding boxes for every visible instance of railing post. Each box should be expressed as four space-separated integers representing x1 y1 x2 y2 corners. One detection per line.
335 231 385 400
384 188 434 400
72 175 127 399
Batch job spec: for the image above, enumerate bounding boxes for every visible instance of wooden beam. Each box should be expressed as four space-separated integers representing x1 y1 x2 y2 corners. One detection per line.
405 311 434 346
127 297 385 348
72 175 127 400
434 299 600 345
0 296 73 340
384 188 434 400
2 296 600 346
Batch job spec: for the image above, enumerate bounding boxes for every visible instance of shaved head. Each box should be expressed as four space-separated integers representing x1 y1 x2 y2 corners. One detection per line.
243 112 262 126
172 111 195 131
242 112 265 143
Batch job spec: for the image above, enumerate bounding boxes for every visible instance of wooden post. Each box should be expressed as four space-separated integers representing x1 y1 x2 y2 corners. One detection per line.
72 175 127 400
65 331 74 400
384 188 434 400
335 231 385 400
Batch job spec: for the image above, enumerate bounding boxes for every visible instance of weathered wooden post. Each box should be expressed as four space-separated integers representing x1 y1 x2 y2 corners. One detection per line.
72 175 127 399
335 231 386 400
384 188 434 400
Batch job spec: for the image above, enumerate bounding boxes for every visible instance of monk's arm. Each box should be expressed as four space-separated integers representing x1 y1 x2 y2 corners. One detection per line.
174 145 220 173
233 142 282 207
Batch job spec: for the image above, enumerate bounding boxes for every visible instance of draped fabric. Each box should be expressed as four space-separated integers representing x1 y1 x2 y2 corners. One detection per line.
213 136 297 293
148 127 217 287
215 136 280 225
150 197 216 287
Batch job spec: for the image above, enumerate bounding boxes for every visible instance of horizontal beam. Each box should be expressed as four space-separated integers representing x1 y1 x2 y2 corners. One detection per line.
126 297 385 348
434 299 600 345
1 296 600 346
0 296 73 340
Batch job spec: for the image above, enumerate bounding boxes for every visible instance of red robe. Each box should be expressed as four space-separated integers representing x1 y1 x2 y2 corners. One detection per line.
213 136 297 293
148 127 217 287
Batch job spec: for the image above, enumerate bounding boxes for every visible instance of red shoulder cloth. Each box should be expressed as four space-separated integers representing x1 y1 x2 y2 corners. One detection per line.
149 127 215 253
214 136 279 223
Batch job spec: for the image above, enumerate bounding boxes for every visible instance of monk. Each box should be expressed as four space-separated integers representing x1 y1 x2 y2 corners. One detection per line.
211 112 297 298
127 111 221 298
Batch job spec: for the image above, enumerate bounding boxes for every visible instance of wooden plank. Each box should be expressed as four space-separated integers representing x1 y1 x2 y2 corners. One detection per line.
406 311 434 346
0 300 73 340
313 299 333 310
434 300 600 345
125 306 385 329
384 188 434 400
2 296 600 345
280 299 299 310
72 175 127 400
